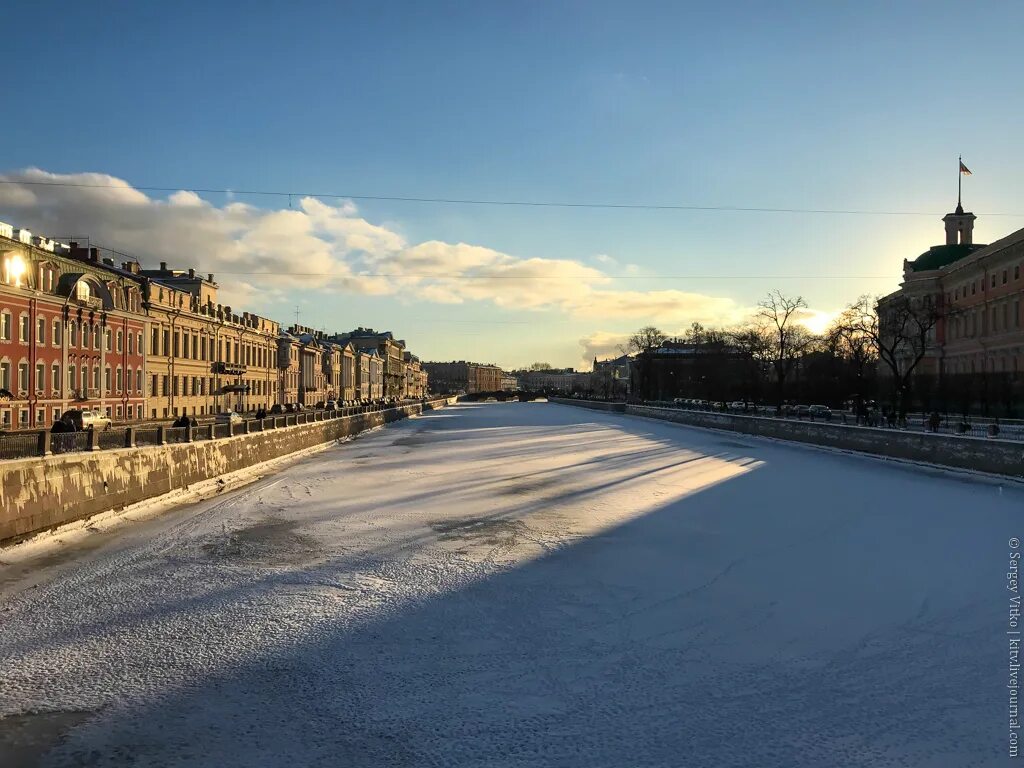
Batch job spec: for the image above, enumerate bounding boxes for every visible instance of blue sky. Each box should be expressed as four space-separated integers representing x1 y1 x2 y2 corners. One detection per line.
3 1 1024 368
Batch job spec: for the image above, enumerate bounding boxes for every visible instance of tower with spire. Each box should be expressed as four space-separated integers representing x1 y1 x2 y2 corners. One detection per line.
942 155 976 246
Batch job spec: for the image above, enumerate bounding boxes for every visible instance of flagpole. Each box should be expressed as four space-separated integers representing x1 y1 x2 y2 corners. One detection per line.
958 154 962 209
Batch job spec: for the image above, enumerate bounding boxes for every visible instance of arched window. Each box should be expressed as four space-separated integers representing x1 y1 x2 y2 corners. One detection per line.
116 330 123 353
36 317 45 346
18 360 29 393
18 313 29 342
0 310 11 341
105 329 112 352
52 318 62 346
116 366 123 392
75 281 91 302
104 365 111 392
92 365 100 390
0 359 11 390
52 363 61 395
81 366 89 393
35 362 45 392
135 368 142 393
81 322 90 349
68 364 76 393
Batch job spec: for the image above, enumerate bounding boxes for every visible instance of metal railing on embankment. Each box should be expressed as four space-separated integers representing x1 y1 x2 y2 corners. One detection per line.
0 400 441 461
638 400 1024 442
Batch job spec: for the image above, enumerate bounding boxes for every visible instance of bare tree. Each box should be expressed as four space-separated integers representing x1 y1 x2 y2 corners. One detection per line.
728 323 774 403
618 326 667 401
827 304 878 418
832 294 946 417
528 362 553 371
756 290 812 405
620 326 667 355
686 321 727 346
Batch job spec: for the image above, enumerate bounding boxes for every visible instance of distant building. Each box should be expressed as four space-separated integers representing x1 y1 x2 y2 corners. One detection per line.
590 354 631 398
516 368 588 393
328 328 407 399
422 361 504 394
629 341 753 402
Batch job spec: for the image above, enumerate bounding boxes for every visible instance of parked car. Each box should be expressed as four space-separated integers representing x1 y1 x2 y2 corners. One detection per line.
325 399 338 410
269 403 285 415
792 404 811 417
728 401 746 412
215 411 244 425
808 405 832 420
66 408 112 431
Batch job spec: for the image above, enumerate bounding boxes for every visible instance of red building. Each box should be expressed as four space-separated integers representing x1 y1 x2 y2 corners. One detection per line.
0 224 148 429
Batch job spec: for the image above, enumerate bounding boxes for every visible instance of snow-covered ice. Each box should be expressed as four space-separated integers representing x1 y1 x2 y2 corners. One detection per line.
0 401 1019 767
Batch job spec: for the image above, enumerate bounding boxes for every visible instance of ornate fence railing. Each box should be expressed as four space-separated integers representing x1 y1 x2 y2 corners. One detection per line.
0 399 444 460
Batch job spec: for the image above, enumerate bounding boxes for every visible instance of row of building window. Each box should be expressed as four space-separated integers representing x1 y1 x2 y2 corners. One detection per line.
948 300 1022 340
0 311 143 355
0 403 140 429
948 356 1022 375
148 326 274 368
0 361 144 396
149 374 278 398
951 264 1023 302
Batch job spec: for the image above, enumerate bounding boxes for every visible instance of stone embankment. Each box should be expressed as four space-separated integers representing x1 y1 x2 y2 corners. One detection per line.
0 398 454 545
549 398 1023 478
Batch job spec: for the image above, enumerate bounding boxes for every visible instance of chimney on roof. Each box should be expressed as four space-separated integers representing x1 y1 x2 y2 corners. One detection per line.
208 273 214 282
188 268 195 279
159 261 167 271
89 247 99 262
69 241 79 250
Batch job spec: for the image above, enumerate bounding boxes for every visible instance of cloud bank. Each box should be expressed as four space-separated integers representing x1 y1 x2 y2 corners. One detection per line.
0 168 754 328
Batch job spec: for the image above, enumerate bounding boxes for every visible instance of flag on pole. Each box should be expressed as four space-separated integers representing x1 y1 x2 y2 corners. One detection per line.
960 160 972 175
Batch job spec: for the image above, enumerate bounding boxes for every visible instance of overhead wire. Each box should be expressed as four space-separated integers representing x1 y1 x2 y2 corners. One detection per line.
2 178 1021 217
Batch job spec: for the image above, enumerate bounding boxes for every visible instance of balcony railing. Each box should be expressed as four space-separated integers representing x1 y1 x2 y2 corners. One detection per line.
73 295 103 310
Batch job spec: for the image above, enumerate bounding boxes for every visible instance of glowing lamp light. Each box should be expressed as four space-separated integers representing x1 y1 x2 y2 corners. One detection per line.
5 255 26 286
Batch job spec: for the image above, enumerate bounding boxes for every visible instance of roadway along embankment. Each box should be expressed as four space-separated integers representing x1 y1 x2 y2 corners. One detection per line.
0 398 454 545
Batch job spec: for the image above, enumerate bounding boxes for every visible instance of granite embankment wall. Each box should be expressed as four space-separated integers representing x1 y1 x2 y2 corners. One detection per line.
0 398 454 545
549 398 1024 478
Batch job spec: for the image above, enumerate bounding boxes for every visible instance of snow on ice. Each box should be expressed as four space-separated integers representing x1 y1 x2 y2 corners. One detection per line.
0 401 1019 767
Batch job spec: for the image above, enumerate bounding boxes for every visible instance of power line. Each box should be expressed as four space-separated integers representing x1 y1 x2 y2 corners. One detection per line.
211 271 896 279
2 178 1021 217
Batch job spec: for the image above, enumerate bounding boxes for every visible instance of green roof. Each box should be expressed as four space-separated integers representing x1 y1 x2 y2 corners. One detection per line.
910 243 985 272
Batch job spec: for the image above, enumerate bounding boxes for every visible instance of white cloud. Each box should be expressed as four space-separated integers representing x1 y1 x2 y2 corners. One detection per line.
579 331 632 367
0 167 765 331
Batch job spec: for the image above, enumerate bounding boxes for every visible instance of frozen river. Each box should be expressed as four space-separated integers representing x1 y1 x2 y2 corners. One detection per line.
0 401 1019 767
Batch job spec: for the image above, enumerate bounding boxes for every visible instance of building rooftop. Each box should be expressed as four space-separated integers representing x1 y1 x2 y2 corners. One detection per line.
908 243 986 272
